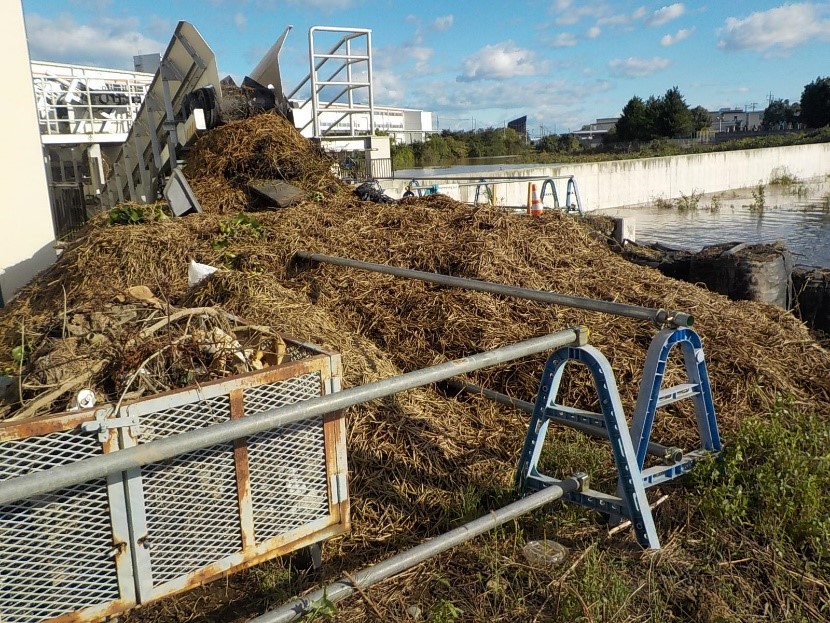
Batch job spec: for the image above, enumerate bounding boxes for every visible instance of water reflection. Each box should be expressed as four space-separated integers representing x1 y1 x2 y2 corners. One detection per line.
596 178 830 268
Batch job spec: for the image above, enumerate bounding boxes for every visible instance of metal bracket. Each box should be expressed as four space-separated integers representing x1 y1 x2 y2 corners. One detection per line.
82 408 140 443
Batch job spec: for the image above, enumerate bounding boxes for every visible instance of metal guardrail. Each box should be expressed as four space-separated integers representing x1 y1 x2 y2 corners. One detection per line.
294 251 694 327
0 329 583 508
289 27 375 139
407 174 584 214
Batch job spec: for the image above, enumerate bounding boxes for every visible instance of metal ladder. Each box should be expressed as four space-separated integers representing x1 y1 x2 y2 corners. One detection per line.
516 327 721 549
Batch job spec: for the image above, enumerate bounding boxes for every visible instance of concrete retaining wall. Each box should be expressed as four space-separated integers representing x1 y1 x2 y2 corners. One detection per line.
387 143 830 211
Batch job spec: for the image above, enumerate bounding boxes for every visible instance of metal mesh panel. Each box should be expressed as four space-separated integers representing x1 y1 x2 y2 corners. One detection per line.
138 395 243 587
283 343 318 363
0 430 119 623
245 374 330 543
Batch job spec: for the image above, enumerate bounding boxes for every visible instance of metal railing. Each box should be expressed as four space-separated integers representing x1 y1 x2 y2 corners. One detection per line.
48 182 87 239
31 64 152 142
288 27 375 139
406 174 585 214
0 330 582 507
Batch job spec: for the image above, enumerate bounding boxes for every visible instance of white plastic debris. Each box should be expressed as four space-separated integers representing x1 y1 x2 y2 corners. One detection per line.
188 259 218 287
68 388 96 412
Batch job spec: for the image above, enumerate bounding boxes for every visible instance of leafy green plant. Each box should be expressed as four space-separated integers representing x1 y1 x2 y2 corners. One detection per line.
769 170 799 186
212 214 264 251
653 197 674 210
750 183 766 211
11 345 27 366
708 195 722 212
427 599 463 623
677 189 701 211
108 203 169 225
306 590 338 621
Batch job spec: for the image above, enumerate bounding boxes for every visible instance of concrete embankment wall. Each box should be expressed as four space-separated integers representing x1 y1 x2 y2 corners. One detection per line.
390 143 830 211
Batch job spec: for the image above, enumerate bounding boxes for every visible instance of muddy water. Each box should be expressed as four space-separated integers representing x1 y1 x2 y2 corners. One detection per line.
596 178 830 268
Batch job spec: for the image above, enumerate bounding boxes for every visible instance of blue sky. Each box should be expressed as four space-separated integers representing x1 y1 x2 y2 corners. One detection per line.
20 1 830 135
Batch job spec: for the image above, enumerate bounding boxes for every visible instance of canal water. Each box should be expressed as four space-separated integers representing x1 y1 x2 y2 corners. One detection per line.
595 178 830 269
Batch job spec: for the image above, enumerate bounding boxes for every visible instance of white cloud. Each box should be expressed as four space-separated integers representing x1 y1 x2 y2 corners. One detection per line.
458 41 547 82
373 69 406 104
234 12 247 30
375 42 435 77
587 26 601 38
433 15 454 31
24 13 165 69
608 56 671 77
556 3 608 26
719 4 830 54
647 3 686 27
661 27 694 46
596 6 648 27
551 32 578 47
410 75 613 133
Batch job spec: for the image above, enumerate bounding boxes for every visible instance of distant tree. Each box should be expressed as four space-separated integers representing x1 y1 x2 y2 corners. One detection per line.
644 95 662 139
391 142 415 169
762 99 800 130
691 106 711 133
535 134 559 153
657 87 693 137
616 96 651 141
411 134 468 165
557 134 581 152
800 77 830 128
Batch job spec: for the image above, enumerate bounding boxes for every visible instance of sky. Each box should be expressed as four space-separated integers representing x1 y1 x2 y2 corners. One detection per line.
20 1 830 136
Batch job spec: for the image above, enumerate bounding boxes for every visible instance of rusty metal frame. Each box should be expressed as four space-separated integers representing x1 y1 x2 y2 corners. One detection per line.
0 337 347 623
0 410 137 623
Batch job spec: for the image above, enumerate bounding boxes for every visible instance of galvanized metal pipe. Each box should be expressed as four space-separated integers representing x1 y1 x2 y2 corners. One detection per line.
0 329 584 506
446 379 681 462
250 477 581 623
294 251 693 328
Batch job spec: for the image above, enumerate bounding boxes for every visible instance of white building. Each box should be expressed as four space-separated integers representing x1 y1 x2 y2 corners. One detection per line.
30 60 155 237
0 3 60 304
290 99 435 145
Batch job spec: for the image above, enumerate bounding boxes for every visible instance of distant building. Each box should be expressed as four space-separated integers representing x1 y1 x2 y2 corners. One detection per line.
290 100 437 145
572 117 619 146
29 60 155 237
507 115 528 137
707 108 765 133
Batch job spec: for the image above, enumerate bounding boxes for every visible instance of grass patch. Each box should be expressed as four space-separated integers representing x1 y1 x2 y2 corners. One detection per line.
693 396 830 565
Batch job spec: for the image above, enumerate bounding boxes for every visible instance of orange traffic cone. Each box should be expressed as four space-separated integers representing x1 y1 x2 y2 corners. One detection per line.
529 184 543 216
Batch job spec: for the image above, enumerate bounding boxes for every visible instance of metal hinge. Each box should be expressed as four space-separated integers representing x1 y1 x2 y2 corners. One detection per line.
330 473 348 504
81 408 140 442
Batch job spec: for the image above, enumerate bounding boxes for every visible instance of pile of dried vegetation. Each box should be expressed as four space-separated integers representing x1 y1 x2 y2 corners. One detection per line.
1 112 828 622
